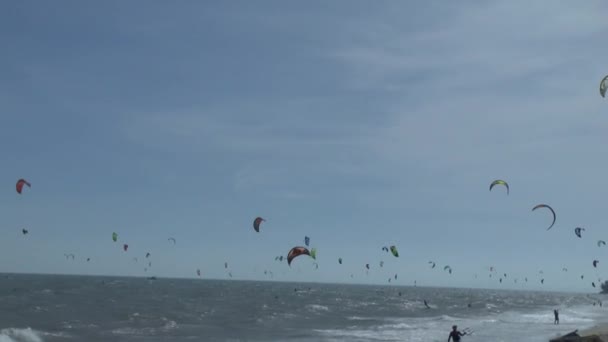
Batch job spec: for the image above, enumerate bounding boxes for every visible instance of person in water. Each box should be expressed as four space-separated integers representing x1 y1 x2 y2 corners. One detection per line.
424 300 431 309
448 325 466 342
553 309 559 325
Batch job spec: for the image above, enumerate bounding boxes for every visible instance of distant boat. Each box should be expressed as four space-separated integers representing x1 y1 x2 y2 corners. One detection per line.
147 276 157 280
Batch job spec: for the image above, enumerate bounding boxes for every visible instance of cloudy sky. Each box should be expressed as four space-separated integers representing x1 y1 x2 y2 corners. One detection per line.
1 1 608 292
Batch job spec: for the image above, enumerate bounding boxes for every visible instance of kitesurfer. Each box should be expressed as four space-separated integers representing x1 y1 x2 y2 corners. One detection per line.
424 300 431 309
448 325 466 342
553 309 559 325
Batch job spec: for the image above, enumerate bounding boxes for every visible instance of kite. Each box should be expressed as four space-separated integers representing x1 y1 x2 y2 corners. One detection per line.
287 247 310 266
382 246 389 252
599 240 606 247
575 227 585 238
225 262 228 269
444 265 452 274
601 75 608 97
593 260 599 268
123 244 128 252
112 232 118 242
365 263 370 270
541 279 545 284
304 236 310 247
197 269 201 277
532 204 556 230
338 258 342 264
429 261 436 268
16 179 31 194
390 245 399 257
380 261 384 268
310 248 317 260
253 217 265 232
168 238 176 244
21 229 28 235
489 180 509 195
146 253 150 258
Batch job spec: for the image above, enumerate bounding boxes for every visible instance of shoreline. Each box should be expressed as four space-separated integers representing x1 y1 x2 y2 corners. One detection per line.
551 322 608 341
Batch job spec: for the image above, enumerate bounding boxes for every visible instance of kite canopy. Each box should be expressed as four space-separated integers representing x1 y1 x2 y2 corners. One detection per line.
123 244 128 252
168 237 176 244
429 261 436 268
532 204 556 230
593 260 599 268
253 217 265 232
489 180 509 195
112 232 118 242
197 269 201 277
338 257 342 264
16 179 31 194
390 245 399 257
380 261 384 268
146 252 151 258
22 229 28 235
382 246 389 252
575 227 585 238
365 263 370 270
599 240 606 247
310 248 317 260
304 236 310 247
601 75 608 97
287 247 310 266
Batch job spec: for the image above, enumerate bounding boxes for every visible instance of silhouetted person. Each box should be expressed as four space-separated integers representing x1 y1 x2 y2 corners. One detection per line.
553 309 559 325
448 325 466 342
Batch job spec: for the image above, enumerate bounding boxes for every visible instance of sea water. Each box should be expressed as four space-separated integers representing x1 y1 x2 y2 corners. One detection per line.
0 274 604 341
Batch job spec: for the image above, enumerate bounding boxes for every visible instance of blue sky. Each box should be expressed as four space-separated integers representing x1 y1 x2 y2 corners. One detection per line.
1 1 608 292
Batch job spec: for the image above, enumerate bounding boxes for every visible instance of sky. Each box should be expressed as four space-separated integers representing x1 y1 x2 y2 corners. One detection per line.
1 1 608 293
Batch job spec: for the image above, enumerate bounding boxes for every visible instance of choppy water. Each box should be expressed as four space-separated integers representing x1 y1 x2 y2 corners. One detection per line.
0 273 605 341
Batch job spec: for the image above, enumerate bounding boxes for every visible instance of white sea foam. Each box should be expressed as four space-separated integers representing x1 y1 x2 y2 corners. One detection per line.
0 328 43 342
306 304 330 312
315 305 604 342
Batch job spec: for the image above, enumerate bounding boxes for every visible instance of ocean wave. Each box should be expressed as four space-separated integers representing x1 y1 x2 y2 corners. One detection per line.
0 328 43 342
306 304 329 312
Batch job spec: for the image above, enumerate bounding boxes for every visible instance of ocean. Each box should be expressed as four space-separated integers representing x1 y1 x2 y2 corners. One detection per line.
0 273 604 342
